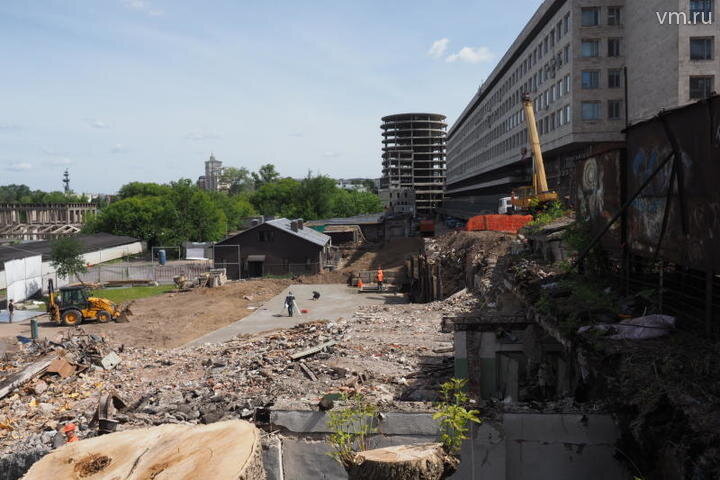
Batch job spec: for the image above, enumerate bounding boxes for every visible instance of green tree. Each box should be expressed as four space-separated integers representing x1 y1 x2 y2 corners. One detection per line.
209 192 256 231
251 164 280 189
117 182 171 199
294 174 337 219
83 196 182 247
250 177 301 217
221 167 254 195
347 190 382 214
169 179 227 241
50 237 88 284
0 184 32 202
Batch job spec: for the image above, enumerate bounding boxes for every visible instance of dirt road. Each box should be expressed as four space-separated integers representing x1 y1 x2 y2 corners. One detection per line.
27 278 294 349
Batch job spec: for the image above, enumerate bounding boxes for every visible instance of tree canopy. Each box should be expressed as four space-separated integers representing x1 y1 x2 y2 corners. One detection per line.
50 237 88 283
82 164 383 246
0 184 89 203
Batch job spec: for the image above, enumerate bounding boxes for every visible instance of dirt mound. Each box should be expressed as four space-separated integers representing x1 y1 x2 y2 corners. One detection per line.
340 238 424 273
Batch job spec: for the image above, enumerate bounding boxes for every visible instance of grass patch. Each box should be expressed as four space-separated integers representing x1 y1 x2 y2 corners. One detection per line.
89 285 174 303
526 201 569 233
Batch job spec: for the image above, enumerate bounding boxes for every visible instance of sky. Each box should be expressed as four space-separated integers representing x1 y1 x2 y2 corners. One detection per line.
0 0 543 193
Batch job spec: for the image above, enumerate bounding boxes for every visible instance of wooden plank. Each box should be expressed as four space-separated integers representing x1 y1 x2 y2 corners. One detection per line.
299 363 318 382
0 356 54 400
290 341 336 361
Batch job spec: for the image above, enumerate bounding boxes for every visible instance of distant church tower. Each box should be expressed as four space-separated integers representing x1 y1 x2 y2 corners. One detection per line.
63 169 71 194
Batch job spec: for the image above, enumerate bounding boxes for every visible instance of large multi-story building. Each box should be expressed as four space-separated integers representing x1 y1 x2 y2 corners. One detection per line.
197 154 229 192
380 113 447 216
444 0 718 217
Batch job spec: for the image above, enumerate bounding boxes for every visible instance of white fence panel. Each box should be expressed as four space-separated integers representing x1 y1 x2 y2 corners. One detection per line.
4 255 42 302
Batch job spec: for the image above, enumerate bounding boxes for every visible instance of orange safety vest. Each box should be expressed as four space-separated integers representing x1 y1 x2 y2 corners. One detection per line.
376 270 384 282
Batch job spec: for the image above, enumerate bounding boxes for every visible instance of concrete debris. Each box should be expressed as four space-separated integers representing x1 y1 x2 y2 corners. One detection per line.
0 290 474 458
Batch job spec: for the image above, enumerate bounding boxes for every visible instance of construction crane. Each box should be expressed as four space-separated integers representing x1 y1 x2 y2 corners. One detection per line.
510 93 559 210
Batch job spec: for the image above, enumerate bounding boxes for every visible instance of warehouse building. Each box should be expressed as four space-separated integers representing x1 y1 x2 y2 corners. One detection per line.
213 218 332 279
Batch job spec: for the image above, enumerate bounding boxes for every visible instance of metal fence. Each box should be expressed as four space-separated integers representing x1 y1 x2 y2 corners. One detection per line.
72 262 213 285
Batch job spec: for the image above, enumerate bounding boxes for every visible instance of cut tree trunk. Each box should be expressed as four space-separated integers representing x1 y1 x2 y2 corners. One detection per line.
22 420 266 480
347 443 458 480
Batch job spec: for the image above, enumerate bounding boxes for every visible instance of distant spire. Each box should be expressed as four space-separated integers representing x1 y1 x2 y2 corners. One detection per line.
62 169 70 194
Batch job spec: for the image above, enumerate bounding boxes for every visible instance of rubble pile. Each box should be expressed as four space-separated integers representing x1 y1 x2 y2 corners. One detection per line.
424 230 514 298
0 293 464 459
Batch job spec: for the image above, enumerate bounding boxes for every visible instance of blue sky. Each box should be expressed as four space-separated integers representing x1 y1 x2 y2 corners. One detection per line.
0 0 542 193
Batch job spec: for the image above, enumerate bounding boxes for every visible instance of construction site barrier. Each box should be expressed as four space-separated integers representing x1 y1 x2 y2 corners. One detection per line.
466 215 533 234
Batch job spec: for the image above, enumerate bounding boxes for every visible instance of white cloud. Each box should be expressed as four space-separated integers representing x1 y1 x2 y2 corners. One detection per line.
428 38 449 59
288 132 304 137
323 151 341 158
110 144 129 154
122 0 163 16
446 46 494 64
6 162 32 171
185 131 222 141
84 118 111 129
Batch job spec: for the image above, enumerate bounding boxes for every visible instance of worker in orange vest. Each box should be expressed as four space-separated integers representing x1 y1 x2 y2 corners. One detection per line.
376 267 384 292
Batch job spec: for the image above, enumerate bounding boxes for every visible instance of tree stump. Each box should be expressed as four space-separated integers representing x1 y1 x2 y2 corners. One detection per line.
347 443 458 480
22 420 266 480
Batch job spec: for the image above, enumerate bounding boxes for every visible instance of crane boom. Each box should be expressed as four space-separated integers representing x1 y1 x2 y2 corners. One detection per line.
522 93 549 194
510 93 558 210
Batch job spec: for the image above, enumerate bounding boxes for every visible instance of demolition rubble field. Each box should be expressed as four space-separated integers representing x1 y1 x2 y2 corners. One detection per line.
0 289 485 458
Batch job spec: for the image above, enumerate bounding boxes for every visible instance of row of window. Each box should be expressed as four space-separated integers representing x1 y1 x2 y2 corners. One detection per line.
581 6 622 27
579 100 623 121
581 38 622 57
538 104 573 135
581 69 624 89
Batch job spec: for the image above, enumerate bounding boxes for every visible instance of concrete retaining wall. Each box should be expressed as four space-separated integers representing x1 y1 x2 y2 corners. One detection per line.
269 410 630 480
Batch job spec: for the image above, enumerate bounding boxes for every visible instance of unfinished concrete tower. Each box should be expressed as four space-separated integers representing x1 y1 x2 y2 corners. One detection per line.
380 113 447 216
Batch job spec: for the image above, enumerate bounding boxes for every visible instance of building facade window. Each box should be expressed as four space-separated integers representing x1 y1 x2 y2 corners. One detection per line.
608 7 622 25
563 105 571 124
608 100 623 119
581 7 600 26
581 39 600 57
608 69 623 88
690 37 714 60
690 76 714 99
582 70 600 89
564 12 570 33
690 0 714 16
608 38 622 57
581 101 601 120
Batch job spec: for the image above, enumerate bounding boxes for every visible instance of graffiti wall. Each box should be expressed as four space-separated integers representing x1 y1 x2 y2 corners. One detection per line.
574 149 623 249
626 95 720 271
574 95 720 272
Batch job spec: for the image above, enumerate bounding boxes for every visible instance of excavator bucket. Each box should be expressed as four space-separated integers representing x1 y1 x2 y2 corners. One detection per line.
115 303 133 323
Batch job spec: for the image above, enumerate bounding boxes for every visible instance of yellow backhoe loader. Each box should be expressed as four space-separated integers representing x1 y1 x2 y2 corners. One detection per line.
47 279 131 326
511 93 559 210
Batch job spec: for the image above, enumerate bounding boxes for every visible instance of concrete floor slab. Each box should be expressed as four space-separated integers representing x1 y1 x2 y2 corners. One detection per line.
187 284 407 346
